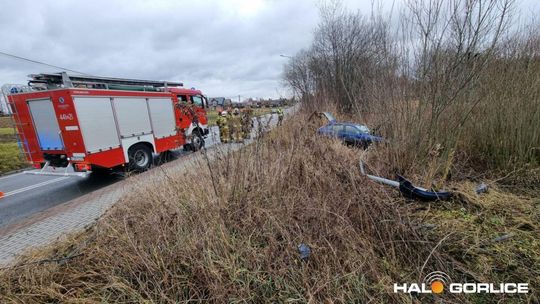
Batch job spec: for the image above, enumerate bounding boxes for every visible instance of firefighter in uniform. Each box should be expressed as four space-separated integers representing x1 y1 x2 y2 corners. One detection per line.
276 107 284 126
216 111 229 143
231 108 243 142
241 107 253 139
227 110 235 142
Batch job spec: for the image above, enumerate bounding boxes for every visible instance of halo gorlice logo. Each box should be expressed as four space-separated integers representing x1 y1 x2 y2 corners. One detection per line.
394 271 451 294
425 271 451 294
394 271 529 295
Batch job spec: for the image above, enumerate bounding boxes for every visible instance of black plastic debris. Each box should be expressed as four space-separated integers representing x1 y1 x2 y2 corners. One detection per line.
397 175 453 202
359 161 453 202
298 243 311 261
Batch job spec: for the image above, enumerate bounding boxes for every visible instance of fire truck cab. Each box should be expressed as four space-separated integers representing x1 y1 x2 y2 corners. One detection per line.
3 72 209 174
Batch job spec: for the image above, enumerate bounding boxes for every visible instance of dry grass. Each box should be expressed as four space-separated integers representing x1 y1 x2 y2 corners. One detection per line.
285 1 540 180
0 116 11 128
0 112 537 303
407 181 540 302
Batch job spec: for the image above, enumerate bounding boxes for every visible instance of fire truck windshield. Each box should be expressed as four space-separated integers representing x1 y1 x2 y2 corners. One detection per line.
190 95 204 107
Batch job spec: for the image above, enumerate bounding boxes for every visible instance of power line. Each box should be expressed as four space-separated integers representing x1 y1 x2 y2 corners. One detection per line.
0 50 90 75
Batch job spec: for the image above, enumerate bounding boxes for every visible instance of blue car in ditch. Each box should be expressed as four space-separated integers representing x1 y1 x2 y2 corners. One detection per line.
316 113 383 148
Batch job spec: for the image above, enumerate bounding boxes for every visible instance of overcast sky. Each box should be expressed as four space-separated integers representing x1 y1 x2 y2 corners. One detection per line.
0 0 538 102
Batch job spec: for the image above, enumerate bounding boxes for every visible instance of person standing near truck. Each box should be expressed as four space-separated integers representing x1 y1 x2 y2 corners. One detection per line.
241 107 253 139
227 110 235 142
277 107 284 126
216 111 229 143
231 108 243 142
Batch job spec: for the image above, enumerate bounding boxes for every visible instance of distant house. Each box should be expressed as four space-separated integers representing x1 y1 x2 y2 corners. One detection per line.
209 97 233 108
209 97 225 110
259 98 287 108
231 101 245 109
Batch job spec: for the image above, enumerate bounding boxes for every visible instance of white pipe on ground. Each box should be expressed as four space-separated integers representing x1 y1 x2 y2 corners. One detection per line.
359 160 400 188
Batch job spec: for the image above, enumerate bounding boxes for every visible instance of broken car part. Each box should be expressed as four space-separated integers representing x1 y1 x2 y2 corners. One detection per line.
359 161 452 201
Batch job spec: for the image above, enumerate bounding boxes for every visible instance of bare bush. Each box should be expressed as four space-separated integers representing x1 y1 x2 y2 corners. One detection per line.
1 116 537 302
285 2 396 116
285 0 538 177
0 119 443 303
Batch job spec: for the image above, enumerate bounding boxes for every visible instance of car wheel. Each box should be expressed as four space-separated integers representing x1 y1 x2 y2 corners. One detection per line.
361 141 370 150
128 144 152 172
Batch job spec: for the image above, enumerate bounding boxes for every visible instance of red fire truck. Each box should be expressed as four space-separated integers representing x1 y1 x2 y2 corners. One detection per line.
3 72 209 174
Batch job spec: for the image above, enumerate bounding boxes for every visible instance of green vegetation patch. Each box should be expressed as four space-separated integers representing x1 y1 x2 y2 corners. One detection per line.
0 128 16 144
408 181 540 302
0 127 14 135
0 142 28 173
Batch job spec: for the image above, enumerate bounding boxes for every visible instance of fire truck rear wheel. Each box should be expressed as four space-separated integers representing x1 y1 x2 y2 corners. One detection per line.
128 144 152 171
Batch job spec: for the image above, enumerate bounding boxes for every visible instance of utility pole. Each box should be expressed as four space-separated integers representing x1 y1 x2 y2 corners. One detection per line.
238 95 241 103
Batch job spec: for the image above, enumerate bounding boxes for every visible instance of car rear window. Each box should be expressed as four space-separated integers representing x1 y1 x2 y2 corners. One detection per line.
345 125 360 134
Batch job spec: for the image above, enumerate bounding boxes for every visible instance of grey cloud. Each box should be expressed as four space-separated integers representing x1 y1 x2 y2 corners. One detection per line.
0 0 322 98
2 0 535 99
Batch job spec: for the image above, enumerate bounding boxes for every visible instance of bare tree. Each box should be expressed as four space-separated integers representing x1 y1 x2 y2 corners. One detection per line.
285 0 540 173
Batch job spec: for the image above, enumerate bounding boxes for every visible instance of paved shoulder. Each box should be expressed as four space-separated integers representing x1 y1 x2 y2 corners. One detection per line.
0 144 238 265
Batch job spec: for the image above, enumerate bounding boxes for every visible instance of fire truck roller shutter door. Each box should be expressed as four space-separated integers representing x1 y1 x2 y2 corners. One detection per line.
148 98 176 138
112 97 155 161
73 97 120 153
27 98 64 150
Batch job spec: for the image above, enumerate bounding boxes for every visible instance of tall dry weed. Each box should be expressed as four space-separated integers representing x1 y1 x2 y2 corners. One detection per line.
0 116 462 303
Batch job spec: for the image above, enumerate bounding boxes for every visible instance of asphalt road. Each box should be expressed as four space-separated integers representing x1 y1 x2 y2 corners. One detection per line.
0 112 282 229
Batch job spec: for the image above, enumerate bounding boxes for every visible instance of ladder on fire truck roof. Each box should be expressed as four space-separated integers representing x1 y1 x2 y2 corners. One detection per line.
1 84 35 165
28 72 183 91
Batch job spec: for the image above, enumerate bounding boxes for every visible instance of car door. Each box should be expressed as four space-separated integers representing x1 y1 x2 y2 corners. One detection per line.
344 125 361 144
333 124 346 139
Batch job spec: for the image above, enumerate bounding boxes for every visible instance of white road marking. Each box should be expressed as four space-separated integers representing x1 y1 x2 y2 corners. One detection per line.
0 172 25 181
1 177 70 198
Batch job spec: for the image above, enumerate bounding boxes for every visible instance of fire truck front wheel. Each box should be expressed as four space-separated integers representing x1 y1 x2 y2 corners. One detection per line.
190 130 205 151
128 144 152 171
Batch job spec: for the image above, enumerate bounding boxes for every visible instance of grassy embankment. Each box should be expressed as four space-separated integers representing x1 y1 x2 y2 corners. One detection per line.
0 116 28 174
0 111 537 303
